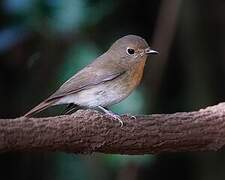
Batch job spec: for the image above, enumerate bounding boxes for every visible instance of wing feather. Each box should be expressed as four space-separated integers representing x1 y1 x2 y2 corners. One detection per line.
24 52 126 117
47 54 126 102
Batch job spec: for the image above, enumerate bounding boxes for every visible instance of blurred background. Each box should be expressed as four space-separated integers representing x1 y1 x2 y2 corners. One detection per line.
0 0 225 179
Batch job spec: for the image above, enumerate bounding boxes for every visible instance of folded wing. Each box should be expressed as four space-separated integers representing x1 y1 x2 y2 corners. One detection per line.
24 55 126 117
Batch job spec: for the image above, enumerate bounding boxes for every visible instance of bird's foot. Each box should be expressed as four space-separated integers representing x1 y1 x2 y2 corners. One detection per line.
125 113 136 119
97 106 123 127
105 111 123 127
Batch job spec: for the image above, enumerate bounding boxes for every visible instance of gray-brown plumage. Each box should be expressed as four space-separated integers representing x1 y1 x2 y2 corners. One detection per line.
24 35 158 118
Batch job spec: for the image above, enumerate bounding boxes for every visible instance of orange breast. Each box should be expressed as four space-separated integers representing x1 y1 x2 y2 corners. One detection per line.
128 60 146 88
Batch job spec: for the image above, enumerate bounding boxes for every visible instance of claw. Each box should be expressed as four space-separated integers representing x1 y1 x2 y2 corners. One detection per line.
125 113 136 119
97 106 124 127
106 112 123 127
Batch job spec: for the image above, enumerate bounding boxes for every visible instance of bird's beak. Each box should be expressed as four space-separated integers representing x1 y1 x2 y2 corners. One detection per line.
145 47 159 55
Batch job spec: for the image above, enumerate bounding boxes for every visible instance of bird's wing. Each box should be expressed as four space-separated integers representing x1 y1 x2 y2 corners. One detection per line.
24 66 125 117
24 54 126 117
46 59 126 102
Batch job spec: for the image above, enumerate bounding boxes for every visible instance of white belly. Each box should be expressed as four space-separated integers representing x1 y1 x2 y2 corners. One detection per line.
56 81 133 107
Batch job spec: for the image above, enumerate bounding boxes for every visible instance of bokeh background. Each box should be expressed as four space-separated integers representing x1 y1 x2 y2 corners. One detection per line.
1 0 225 179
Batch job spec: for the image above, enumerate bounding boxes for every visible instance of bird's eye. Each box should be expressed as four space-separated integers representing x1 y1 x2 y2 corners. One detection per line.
126 48 135 55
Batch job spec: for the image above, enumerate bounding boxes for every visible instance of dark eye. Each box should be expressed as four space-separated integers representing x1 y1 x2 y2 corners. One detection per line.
126 48 135 55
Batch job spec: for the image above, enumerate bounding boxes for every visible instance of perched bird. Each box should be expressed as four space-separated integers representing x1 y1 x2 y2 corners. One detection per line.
24 35 158 125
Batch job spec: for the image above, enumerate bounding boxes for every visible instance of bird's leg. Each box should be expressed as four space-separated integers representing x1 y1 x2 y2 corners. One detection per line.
62 103 80 115
100 107 135 120
97 106 123 127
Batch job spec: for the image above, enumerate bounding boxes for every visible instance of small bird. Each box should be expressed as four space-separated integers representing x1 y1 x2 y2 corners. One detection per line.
24 35 158 125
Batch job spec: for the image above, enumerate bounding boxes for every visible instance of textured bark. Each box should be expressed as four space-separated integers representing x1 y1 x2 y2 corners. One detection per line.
1 103 225 154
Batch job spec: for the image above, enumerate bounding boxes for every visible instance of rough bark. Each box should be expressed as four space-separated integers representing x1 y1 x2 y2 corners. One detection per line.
1 102 225 155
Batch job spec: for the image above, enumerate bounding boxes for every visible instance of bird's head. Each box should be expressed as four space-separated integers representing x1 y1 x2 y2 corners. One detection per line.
108 35 158 68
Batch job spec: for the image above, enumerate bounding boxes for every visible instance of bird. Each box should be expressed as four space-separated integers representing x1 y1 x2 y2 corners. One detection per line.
24 35 158 126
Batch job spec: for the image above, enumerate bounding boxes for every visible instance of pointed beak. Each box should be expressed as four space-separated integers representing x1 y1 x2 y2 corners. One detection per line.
145 47 159 55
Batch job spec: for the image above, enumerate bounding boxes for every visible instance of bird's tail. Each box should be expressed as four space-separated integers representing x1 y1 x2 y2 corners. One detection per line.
24 99 57 117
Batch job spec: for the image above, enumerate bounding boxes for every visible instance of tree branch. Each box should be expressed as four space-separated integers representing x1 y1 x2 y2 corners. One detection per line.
1 103 225 154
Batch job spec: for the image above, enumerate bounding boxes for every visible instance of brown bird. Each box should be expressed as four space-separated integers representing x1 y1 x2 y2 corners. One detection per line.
24 35 158 125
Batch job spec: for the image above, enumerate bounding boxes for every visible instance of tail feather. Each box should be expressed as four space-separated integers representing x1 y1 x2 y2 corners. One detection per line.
24 100 57 117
